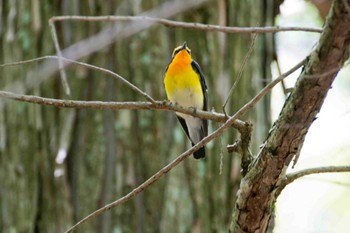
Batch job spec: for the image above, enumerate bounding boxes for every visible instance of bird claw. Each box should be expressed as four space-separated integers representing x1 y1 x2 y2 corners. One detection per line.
190 107 197 114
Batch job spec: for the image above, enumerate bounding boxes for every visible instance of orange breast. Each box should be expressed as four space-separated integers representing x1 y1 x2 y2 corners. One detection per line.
164 50 204 110
167 50 193 77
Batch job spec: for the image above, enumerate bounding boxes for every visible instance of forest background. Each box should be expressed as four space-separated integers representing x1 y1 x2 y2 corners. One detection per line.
1 0 350 233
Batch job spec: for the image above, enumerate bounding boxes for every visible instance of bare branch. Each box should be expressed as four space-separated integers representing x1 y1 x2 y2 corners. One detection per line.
3 0 208 94
63 57 307 232
0 90 247 130
236 57 307 117
276 165 350 196
0 55 156 103
7 8 319 95
285 165 350 185
49 20 71 96
223 33 258 112
273 59 288 95
50 15 323 34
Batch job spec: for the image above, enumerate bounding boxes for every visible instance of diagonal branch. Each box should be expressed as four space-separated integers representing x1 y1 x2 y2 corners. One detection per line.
223 33 258 112
49 20 71 96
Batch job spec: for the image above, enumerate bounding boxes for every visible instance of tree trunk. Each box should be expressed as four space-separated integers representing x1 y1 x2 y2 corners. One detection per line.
230 1 350 232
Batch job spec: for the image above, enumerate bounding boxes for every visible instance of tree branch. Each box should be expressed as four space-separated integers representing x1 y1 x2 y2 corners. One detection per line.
0 55 156 103
230 1 350 232
3 0 209 94
275 165 350 196
49 20 71 96
0 55 306 133
0 90 224 120
4 10 320 94
50 15 323 34
223 33 258 112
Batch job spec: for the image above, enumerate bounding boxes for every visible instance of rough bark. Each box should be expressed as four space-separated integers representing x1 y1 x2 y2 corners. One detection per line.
230 1 350 232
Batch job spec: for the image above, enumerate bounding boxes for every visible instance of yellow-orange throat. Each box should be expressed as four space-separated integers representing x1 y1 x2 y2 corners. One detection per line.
164 50 204 110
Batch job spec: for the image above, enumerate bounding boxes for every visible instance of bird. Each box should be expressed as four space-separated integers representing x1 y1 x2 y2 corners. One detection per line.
164 42 208 159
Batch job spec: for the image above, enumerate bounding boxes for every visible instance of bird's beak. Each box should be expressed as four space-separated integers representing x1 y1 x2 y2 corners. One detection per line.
181 41 187 50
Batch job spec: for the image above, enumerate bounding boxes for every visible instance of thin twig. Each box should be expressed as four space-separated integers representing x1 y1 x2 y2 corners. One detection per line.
233 57 307 119
0 55 156 103
50 15 323 34
16 13 321 95
4 0 208 95
223 33 258 112
274 59 288 95
303 64 347 79
49 20 71 96
286 166 350 184
219 128 224 175
63 57 307 233
275 165 350 197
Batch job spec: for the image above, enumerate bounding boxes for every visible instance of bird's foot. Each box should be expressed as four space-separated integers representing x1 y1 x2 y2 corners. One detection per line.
190 106 197 115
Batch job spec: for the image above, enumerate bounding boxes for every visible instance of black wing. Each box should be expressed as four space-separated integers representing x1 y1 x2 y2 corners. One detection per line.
191 60 208 136
176 115 191 141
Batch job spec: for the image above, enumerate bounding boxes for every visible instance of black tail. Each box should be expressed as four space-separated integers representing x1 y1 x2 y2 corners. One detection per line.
193 145 205 159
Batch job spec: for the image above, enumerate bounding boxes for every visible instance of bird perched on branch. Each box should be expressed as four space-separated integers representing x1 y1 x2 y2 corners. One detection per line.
164 42 208 159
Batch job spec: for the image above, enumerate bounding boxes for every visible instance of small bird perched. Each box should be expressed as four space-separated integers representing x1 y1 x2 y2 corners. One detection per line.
164 42 208 159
